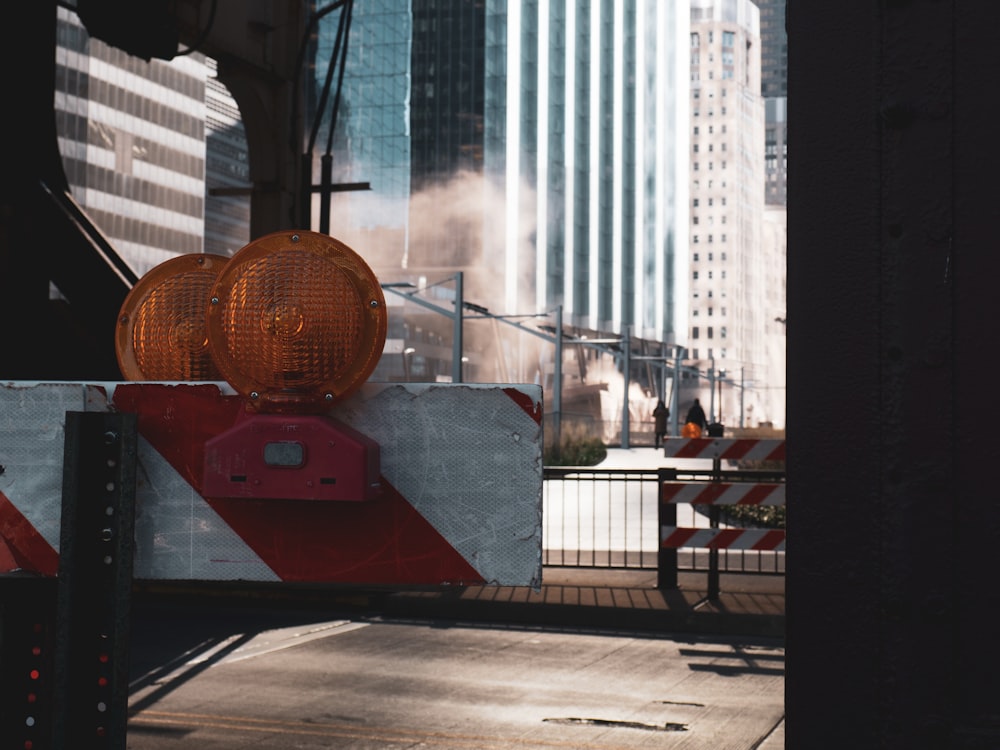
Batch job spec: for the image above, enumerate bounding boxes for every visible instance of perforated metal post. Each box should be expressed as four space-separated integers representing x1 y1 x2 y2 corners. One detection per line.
0 577 59 749
52 412 137 749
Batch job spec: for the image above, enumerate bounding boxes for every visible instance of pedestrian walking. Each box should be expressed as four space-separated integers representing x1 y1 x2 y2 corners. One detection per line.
684 398 708 437
653 399 669 448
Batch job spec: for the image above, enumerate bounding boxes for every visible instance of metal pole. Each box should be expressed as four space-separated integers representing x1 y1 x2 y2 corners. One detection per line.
452 271 464 383
621 327 631 449
554 305 563 453
740 367 745 428
718 371 723 424
657 467 679 590
709 359 716 424
671 349 682 437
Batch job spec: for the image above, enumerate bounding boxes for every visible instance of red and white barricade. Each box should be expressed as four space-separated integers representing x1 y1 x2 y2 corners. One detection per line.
0 381 543 587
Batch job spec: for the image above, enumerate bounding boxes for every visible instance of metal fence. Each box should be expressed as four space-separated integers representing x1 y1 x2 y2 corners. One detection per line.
542 466 786 578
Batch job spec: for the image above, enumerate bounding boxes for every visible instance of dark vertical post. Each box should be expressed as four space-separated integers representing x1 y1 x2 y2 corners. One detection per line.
656 467 678 590
0 577 59 749
706 456 721 600
52 412 137 750
319 153 333 235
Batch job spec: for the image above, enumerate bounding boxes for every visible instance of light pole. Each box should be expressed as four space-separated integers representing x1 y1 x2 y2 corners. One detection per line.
380 272 465 383
718 368 726 426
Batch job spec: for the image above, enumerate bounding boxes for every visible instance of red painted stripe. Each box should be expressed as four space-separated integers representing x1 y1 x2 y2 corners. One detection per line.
673 438 715 458
693 484 730 503
766 443 786 460
661 527 699 548
741 484 782 506
660 484 687 502
113 383 245 490
0 537 18 571
0 492 59 576
717 440 755 460
206 479 485 585
753 529 786 550
113 384 486 585
503 387 543 424
707 529 744 549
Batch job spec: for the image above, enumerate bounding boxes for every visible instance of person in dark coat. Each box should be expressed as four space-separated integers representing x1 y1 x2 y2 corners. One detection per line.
653 399 669 447
684 398 708 432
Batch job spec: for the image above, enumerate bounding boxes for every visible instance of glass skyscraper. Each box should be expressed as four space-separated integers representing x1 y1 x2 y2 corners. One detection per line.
321 1 689 350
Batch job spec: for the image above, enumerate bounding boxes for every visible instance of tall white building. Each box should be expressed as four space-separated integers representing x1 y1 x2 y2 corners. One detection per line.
481 1 690 345
687 0 782 429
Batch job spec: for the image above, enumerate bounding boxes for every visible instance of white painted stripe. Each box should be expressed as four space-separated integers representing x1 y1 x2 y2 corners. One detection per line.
662 482 786 506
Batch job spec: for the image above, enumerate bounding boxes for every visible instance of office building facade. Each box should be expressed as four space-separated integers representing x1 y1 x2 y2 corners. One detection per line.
687 0 783 428
54 6 209 276
54 7 249 276
320 1 690 394
757 0 787 206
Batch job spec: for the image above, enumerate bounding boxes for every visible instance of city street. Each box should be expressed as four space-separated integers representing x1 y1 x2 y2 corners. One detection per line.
126 598 785 749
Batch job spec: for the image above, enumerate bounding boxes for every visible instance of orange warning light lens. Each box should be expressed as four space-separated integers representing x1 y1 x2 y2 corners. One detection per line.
115 254 229 381
205 230 387 413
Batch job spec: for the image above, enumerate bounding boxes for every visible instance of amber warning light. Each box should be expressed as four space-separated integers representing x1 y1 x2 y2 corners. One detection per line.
116 230 387 501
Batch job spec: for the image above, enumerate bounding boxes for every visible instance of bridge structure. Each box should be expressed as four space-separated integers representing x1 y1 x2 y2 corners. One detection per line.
3 2 1000 749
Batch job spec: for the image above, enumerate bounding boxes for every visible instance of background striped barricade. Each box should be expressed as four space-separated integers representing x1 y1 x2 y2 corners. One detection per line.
658 437 786 596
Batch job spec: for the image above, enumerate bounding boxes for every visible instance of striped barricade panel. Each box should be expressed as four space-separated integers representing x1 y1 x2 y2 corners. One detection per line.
659 437 786 555
661 481 785 506
661 527 786 551
0 381 544 587
661 437 785 461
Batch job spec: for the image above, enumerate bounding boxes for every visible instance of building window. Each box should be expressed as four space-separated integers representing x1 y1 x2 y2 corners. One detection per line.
708 327 714 339
692 327 700 339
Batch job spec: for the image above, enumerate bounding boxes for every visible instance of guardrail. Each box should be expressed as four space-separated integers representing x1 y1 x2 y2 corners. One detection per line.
542 437 786 588
657 437 786 599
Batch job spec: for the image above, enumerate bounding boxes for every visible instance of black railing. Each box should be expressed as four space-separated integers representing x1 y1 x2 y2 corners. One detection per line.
542 465 786 581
